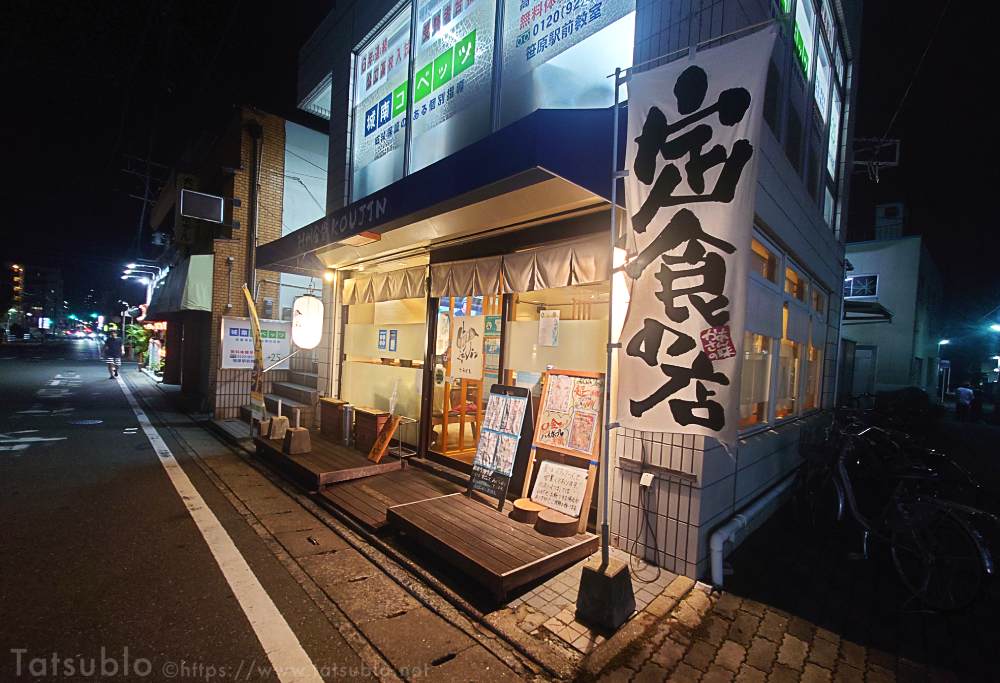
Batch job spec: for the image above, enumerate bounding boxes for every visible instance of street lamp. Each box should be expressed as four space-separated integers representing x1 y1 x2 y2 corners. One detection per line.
126 263 161 274
990 324 1000 333
938 339 950 346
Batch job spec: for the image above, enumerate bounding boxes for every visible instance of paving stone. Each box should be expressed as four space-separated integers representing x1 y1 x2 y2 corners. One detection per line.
683 639 717 671
650 637 687 671
540 602 561 617
555 608 575 624
739 599 766 617
665 575 696 600
802 662 833 682
736 664 767 683
808 635 839 670
699 664 733 682
867 650 896 672
272 526 349 558
833 663 865 683
695 615 731 646
746 637 777 673
596 667 634 683
714 640 746 673
758 611 790 642
770 664 802 683
674 601 703 630
814 627 840 645
521 609 547 631
299 548 378 587
542 617 562 634
714 592 742 619
777 634 808 671
788 616 816 642
424 644 521 682
319 572 422 625
840 641 866 671
866 664 896 683
727 610 760 647
645 593 679 618
257 510 320 534
671 662 706 683
685 589 712 616
362 608 473 675
632 661 668 683
573 633 599 653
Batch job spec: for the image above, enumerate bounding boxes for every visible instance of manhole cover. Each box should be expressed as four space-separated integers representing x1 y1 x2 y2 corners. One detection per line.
69 419 103 425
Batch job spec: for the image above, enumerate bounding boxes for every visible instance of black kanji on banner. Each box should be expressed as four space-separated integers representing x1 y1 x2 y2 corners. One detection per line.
619 27 777 443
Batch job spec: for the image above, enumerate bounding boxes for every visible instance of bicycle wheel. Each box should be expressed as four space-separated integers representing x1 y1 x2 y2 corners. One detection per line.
890 504 985 611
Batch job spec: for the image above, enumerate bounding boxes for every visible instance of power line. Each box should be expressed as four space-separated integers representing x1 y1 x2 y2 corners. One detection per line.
876 0 952 150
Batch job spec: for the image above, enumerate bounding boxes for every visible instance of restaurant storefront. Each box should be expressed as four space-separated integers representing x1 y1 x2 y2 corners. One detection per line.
260 0 858 582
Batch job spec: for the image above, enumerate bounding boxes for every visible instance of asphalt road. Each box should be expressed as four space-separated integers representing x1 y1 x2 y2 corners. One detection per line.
0 339 368 681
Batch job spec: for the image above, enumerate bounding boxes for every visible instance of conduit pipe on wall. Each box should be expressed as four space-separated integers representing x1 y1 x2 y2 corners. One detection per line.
709 473 797 587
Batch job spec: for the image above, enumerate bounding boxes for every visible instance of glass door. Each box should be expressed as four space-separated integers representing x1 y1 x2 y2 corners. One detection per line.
428 295 502 463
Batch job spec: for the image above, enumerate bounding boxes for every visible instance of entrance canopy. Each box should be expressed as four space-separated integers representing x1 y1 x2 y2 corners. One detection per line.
145 255 214 321
256 108 624 276
843 300 894 324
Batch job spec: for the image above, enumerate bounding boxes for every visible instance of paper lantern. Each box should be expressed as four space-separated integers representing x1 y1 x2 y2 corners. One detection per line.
292 295 324 349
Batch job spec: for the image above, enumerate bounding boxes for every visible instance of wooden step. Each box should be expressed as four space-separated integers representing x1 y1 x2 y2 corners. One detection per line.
288 370 319 388
271 381 318 405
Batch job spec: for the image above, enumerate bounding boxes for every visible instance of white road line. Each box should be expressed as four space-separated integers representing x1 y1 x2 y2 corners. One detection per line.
116 377 323 683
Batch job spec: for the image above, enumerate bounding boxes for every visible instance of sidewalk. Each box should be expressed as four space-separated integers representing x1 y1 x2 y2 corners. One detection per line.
127 371 529 681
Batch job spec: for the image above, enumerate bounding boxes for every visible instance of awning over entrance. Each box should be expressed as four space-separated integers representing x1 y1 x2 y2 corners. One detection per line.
256 107 623 277
429 233 611 297
145 255 214 320
842 299 894 324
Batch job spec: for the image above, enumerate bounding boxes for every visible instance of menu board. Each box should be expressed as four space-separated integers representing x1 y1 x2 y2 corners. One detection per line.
530 460 590 518
468 385 533 510
533 370 603 458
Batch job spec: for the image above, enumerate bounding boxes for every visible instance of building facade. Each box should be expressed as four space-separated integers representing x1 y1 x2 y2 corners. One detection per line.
843 231 943 395
260 0 862 579
143 107 329 419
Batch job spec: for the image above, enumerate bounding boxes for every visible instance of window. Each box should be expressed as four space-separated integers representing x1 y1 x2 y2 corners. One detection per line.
499 0 635 128
776 305 801 418
350 6 412 201
804 343 823 410
409 0 499 174
811 287 826 317
823 187 835 229
740 331 773 428
785 267 807 302
814 39 832 124
793 0 816 76
843 274 878 298
826 87 842 178
751 238 779 283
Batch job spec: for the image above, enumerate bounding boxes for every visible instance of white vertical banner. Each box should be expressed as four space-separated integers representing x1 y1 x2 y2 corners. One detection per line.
617 27 777 445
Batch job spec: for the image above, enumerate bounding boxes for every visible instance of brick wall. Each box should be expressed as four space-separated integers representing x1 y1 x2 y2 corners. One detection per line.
208 108 287 418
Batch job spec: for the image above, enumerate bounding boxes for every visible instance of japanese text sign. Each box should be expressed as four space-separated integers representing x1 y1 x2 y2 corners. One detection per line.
617 28 777 445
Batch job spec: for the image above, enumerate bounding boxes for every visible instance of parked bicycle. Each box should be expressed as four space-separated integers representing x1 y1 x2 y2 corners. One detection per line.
796 410 995 612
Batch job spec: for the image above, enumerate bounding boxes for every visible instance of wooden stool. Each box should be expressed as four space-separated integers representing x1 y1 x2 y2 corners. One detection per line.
282 427 311 455
535 509 578 537
268 415 289 441
510 498 545 524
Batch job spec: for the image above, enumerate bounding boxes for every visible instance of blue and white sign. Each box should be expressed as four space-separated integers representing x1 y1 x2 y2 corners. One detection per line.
221 316 292 370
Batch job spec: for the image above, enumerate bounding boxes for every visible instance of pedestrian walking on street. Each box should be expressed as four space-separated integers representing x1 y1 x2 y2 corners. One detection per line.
956 381 973 421
104 331 123 379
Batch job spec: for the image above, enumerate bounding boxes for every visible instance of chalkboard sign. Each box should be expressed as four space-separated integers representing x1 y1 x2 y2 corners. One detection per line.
468 385 533 511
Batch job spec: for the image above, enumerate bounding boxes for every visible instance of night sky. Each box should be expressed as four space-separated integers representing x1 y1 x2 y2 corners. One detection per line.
3 2 994 336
